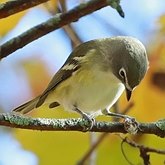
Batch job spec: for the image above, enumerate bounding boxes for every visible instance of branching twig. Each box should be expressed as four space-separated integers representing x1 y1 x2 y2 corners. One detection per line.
0 0 124 60
0 0 49 19
120 136 165 165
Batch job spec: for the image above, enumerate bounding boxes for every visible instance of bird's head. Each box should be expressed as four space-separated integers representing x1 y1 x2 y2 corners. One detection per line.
106 36 149 101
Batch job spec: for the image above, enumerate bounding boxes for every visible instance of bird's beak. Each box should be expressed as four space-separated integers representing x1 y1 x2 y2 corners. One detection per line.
126 88 132 101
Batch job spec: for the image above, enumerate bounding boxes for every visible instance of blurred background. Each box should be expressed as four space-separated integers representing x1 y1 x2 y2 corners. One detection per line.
0 0 165 164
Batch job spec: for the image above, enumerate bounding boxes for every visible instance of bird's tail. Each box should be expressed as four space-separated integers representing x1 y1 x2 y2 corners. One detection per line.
13 96 40 114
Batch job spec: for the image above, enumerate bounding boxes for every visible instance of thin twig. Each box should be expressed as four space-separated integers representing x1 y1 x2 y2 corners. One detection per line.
58 0 82 47
121 136 165 154
0 0 49 19
122 102 134 114
121 139 134 165
88 132 97 165
77 133 107 165
120 136 165 165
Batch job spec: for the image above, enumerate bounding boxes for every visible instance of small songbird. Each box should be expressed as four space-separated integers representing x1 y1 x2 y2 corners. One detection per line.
13 36 149 128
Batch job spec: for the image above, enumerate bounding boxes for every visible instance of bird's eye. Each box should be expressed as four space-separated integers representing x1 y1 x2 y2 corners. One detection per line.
119 68 126 79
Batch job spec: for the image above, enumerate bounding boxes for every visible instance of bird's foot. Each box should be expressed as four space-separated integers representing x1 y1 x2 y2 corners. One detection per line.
73 106 95 131
81 113 95 132
123 117 139 134
102 109 139 134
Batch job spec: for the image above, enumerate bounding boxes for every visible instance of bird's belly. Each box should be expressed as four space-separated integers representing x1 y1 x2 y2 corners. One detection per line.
73 81 124 112
52 69 125 112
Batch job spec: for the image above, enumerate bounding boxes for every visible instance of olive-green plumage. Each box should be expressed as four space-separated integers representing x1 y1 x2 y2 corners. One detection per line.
13 36 149 121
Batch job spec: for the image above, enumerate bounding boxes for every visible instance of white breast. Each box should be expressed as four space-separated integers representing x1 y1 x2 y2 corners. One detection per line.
50 67 125 113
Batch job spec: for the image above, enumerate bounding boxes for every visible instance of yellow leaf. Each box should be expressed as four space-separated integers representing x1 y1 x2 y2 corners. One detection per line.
158 14 165 34
42 0 58 13
0 11 26 36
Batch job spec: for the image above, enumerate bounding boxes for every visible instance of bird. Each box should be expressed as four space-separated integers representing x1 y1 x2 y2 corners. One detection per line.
13 36 149 129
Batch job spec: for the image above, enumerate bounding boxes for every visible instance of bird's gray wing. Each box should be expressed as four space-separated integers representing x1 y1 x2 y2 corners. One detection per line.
36 41 96 108
36 57 80 108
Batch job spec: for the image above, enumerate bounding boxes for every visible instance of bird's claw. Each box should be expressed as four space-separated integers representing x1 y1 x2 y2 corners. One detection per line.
123 117 139 134
81 114 95 132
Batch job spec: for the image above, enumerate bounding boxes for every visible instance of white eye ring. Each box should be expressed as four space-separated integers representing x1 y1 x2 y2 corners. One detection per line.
119 67 126 78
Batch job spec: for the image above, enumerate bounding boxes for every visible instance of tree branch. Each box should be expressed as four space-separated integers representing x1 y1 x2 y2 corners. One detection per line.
0 0 49 19
0 0 124 60
0 113 165 137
